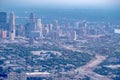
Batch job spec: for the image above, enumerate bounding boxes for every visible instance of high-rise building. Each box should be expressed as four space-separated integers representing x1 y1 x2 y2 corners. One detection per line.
25 13 36 38
54 20 59 30
49 24 53 34
0 12 7 29
55 20 58 26
0 12 7 24
16 24 25 37
73 31 77 41
82 20 87 36
35 18 41 30
51 31 59 41
30 13 35 22
67 31 77 41
36 18 43 39
9 12 16 40
75 22 79 28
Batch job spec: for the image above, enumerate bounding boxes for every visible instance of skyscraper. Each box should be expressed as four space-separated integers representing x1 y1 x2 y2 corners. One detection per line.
49 24 53 34
9 12 16 40
74 31 77 40
36 18 43 39
30 13 35 22
25 13 36 38
54 20 59 30
0 12 7 29
0 12 7 24
55 20 58 26
82 20 87 36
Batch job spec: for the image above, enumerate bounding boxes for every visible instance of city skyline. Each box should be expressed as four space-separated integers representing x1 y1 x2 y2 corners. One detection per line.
0 0 120 80
0 11 120 80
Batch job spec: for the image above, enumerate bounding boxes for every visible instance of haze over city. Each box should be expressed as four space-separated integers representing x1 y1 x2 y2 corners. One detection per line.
0 0 120 8
0 0 120 80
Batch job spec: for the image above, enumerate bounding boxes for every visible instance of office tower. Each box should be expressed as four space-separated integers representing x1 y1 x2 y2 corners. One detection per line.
9 12 16 40
0 12 7 29
54 20 59 30
16 24 25 37
30 13 35 22
42 24 49 37
35 18 41 30
67 31 77 41
49 24 53 34
105 22 112 33
36 18 43 39
0 12 7 24
75 22 79 28
25 13 36 38
73 31 77 40
55 20 58 26
82 20 87 36
51 31 59 41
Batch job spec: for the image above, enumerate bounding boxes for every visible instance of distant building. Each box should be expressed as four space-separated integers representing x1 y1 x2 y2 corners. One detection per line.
20 72 27 80
54 20 59 30
25 13 36 38
9 12 16 40
35 18 43 39
0 12 7 23
55 20 58 27
7 72 50 80
67 31 77 41
1 30 7 38
25 72 50 80
0 12 8 30
43 24 49 37
73 31 77 40
75 22 80 28
51 31 59 41
82 20 87 36
25 22 35 38
49 24 53 34
29 38 34 45
7 72 18 80
25 13 44 39
66 22 71 28
114 29 120 34
29 13 35 22
16 24 25 37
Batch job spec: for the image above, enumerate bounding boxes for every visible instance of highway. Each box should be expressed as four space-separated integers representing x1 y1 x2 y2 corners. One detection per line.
74 54 111 80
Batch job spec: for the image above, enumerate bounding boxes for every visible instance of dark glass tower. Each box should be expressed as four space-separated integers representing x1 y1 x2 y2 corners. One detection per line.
0 12 7 24
30 13 35 22
0 12 7 29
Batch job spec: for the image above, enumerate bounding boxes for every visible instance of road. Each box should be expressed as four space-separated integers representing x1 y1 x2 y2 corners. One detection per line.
74 54 111 80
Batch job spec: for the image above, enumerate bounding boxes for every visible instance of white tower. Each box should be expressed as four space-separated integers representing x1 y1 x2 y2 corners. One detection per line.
9 12 16 40
36 18 43 39
74 31 77 40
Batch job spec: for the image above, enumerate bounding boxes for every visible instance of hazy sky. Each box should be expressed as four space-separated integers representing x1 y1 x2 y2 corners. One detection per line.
0 0 120 8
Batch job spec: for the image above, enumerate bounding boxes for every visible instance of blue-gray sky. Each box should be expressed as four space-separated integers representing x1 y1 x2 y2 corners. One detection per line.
0 0 120 9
